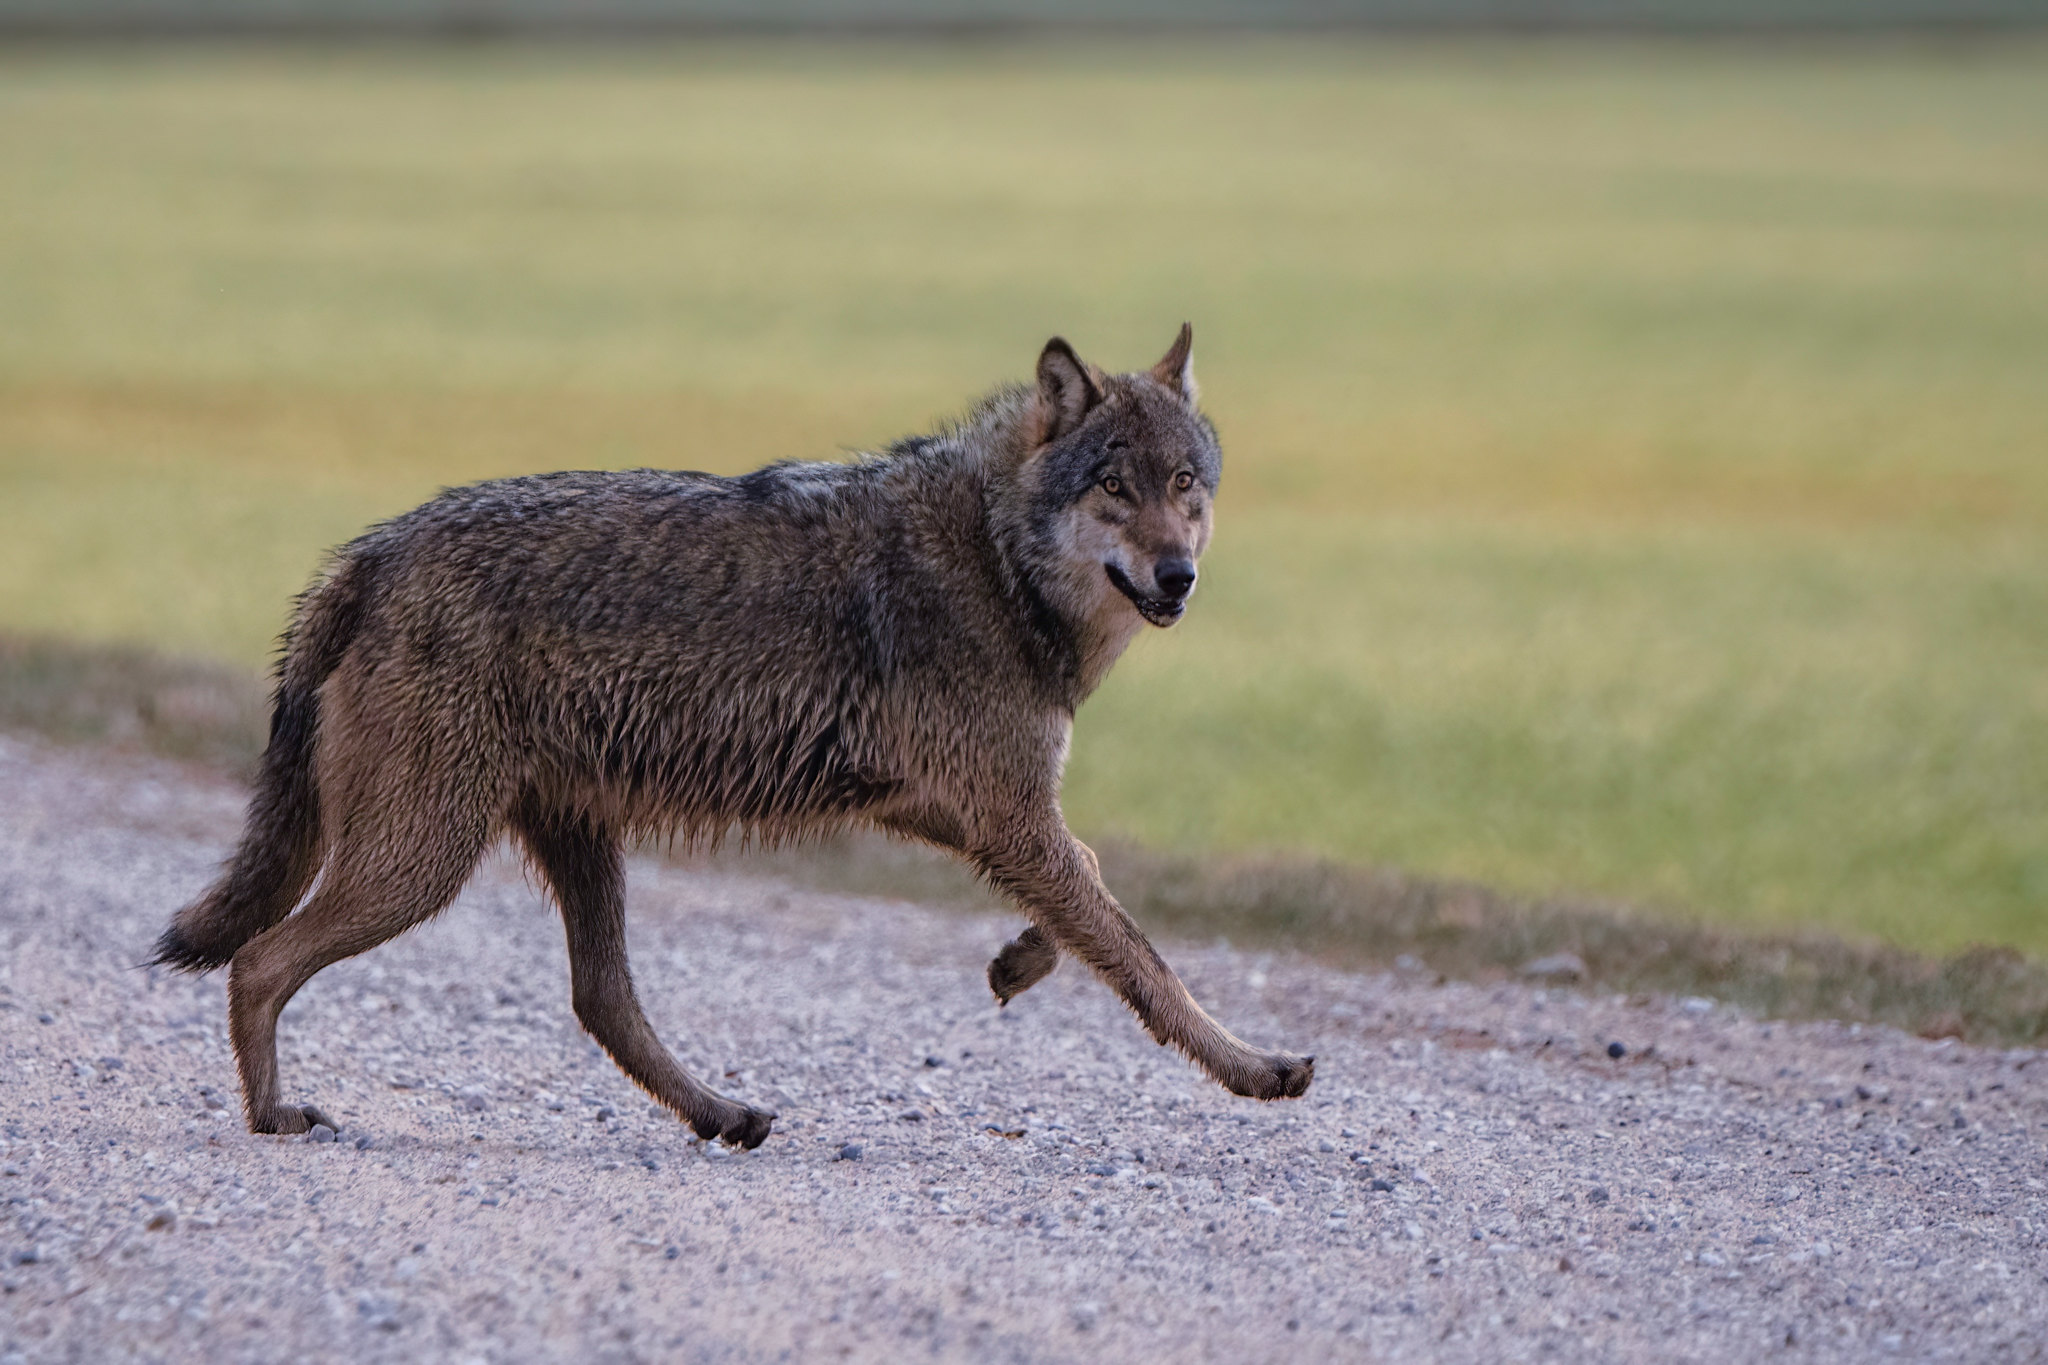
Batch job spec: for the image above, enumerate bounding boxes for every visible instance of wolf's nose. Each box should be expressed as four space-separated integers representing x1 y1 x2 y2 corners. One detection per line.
1154 559 1197 600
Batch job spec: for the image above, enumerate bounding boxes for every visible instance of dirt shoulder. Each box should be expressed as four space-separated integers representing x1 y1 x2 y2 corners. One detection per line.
2 736 2044 1363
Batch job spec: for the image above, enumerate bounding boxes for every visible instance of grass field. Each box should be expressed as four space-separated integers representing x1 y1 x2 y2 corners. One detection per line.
1 40 2043 953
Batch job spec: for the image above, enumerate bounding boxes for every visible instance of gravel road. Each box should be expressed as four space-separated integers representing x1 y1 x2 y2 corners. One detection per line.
2 736 2045 1363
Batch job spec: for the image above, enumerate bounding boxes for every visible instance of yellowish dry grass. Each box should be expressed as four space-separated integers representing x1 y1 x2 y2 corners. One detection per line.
1 41 2043 950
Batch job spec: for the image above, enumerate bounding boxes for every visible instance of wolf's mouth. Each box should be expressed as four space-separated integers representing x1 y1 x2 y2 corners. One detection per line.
1105 563 1186 627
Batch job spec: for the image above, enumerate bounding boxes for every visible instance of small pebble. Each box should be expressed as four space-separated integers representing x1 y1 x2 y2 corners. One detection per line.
1607 1042 1627 1059
924 1055 945 1068
837 1144 863 1162
354 1135 376 1151
1370 1179 1395 1193
309 1124 337 1143
1318 1139 1336 1154
594 1107 614 1122
1086 1162 1117 1177
145 1209 175 1232
1588 1186 1610 1205
35 1014 53 1025
899 1108 924 1122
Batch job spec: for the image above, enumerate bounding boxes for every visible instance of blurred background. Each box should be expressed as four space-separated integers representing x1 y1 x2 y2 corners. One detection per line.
1 3 2042 960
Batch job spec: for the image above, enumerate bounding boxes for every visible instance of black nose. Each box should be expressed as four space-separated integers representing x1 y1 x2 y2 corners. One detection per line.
1154 558 1197 600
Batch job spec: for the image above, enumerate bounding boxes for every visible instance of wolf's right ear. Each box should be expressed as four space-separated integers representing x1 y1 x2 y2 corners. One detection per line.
1032 337 1104 447
1150 322 1198 405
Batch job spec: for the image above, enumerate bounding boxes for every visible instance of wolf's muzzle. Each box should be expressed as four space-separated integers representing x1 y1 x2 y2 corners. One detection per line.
1153 558 1197 601
1105 562 1188 627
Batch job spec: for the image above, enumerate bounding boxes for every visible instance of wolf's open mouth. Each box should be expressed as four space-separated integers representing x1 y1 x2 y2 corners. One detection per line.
1105 563 1186 627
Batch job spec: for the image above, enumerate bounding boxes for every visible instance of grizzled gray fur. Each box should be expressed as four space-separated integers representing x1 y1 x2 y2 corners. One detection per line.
152 327 1314 1148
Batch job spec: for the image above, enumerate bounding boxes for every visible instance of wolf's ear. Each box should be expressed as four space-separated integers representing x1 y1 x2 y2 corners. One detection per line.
1032 337 1104 446
1150 322 1198 405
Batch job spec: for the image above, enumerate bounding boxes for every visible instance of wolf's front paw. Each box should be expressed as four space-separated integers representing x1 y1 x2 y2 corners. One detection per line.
691 1101 776 1150
720 1105 776 1150
987 926 1059 1004
1225 1051 1315 1101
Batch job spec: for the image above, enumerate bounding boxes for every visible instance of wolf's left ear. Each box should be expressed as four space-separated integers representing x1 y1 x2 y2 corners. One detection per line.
1033 337 1105 446
1150 322 1198 405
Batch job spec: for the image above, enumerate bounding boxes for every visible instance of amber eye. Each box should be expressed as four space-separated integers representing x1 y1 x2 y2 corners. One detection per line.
1173 470 1195 492
1100 474 1123 496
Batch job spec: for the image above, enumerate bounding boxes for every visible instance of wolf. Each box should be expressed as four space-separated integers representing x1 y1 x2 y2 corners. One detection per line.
151 326 1314 1148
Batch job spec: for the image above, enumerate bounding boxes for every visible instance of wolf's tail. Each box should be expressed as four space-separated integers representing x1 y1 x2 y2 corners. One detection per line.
149 548 378 972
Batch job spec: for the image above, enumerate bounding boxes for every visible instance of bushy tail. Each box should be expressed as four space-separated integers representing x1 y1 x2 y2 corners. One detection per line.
149 549 377 972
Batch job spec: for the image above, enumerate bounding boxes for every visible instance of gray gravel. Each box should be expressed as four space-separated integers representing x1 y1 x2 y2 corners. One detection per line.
2 735 2046 1363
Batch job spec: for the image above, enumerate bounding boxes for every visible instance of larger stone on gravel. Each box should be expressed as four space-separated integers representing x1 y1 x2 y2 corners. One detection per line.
1520 952 1587 981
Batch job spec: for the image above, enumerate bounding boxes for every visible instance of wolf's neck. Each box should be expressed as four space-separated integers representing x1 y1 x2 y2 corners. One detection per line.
885 386 1141 706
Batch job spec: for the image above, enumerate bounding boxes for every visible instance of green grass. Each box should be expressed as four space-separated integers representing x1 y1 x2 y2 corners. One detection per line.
1 40 2044 952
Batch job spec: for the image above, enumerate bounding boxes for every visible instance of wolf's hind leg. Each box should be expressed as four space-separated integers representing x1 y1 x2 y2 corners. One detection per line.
516 807 774 1150
975 819 1313 1102
988 924 1059 1004
228 818 487 1134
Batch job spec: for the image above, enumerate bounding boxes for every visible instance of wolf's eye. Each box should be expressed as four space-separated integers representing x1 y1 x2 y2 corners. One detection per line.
1173 470 1195 492
1100 474 1123 496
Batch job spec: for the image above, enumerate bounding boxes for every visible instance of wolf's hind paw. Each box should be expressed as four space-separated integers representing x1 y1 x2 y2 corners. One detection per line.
252 1102 336 1135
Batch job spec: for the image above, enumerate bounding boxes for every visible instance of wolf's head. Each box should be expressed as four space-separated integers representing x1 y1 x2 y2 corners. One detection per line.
1008 325 1221 632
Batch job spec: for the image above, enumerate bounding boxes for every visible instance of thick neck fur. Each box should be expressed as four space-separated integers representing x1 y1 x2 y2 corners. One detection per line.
876 384 1143 709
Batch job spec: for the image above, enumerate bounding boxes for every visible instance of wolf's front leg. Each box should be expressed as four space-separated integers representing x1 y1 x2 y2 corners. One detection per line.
974 820 1313 1101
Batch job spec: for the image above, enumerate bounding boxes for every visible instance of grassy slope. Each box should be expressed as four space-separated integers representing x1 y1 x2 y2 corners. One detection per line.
1 41 2043 951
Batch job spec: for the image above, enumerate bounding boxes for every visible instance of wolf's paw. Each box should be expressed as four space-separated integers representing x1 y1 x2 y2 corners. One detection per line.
987 927 1059 1005
1225 1051 1316 1102
252 1102 337 1135
691 1102 776 1151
